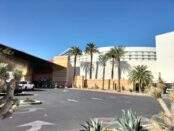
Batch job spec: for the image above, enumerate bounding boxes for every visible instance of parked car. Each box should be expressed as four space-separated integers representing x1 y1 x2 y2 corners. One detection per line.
0 82 22 95
14 85 23 95
19 81 34 90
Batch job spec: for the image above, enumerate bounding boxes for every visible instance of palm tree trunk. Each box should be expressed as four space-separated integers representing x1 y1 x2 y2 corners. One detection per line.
90 52 93 79
102 66 105 90
73 55 77 88
73 55 77 81
95 61 99 79
139 80 142 93
111 58 114 79
85 69 87 79
117 60 121 92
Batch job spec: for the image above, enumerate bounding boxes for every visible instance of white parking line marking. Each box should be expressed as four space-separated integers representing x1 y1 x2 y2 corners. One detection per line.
44 114 48 117
63 90 69 92
67 99 78 102
18 120 55 131
15 108 45 114
124 100 131 104
91 98 103 101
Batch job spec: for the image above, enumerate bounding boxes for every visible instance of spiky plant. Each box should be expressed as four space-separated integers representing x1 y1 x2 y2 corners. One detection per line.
117 109 144 131
149 81 174 130
81 119 103 131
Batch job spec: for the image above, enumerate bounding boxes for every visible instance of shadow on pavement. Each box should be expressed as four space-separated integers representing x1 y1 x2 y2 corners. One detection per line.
0 93 5 96
16 93 34 96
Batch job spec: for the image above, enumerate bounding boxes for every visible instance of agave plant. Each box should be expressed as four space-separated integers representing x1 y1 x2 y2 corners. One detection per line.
117 109 144 131
81 118 103 131
148 79 174 130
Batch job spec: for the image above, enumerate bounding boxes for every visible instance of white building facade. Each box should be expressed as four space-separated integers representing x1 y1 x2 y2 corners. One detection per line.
59 31 174 84
156 31 174 83
70 47 158 81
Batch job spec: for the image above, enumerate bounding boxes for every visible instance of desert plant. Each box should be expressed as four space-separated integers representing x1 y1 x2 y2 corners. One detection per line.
106 46 125 91
0 63 9 91
69 46 82 81
85 43 99 79
117 109 144 131
0 63 9 81
156 76 167 93
0 63 10 104
81 118 103 131
169 90 174 102
0 79 17 118
13 69 22 82
149 82 174 130
129 65 153 93
0 64 22 118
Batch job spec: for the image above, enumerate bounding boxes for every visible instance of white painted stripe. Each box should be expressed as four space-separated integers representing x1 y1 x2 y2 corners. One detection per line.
15 108 45 114
63 90 69 92
91 98 103 101
67 99 78 102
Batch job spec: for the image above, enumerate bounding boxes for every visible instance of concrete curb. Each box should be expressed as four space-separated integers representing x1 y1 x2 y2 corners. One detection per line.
70 88 151 97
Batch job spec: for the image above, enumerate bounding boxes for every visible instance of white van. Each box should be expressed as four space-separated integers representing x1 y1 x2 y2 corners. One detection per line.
19 81 34 90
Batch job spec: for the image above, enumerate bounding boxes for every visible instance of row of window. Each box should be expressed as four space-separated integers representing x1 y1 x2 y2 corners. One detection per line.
70 57 156 64
70 51 157 63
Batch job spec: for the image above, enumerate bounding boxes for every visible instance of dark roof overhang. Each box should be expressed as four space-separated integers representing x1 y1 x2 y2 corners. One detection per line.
0 43 65 70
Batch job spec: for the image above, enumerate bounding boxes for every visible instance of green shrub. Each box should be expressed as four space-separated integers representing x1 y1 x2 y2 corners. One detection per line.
81 118 103 131
117 109 144 131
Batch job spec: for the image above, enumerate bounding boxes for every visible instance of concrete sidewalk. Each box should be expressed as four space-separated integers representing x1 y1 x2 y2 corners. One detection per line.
70 88 151 97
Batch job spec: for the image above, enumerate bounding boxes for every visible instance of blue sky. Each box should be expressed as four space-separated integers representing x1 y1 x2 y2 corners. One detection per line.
0 0 174 59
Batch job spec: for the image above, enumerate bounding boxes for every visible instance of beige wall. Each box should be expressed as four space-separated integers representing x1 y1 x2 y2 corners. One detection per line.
74 76 133 91
14 60 31 81
52 56 68 68
52 55 74 87
0 54 31 81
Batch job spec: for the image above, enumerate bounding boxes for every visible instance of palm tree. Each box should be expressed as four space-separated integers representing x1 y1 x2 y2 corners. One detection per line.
98 54 108 90
80 62 91 79
85 43 99 79
129 65 153 93
107 46 125 91
69 46 82 81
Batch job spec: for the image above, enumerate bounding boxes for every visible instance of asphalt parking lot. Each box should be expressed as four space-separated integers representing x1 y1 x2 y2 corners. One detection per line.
0 88 162 131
